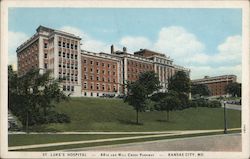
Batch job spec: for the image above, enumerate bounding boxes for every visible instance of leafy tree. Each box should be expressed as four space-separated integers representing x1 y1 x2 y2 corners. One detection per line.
125 81 147 124
150 92 167 102
138 71 161 97
8 66 69 132
191 84 211 98
168 71 191 109
158 91 180 121
168 71 191 94
225 82 241 97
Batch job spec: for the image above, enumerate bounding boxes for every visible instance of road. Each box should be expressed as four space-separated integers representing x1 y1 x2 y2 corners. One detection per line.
67 133 241 152
223 104 241 111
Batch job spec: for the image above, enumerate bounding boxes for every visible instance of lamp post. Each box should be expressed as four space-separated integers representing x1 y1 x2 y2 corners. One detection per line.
223 101 227 134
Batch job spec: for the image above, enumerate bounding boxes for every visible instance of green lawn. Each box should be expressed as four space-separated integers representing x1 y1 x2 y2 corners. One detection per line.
8 134 149 147
28 97 241 132
9 130 240 151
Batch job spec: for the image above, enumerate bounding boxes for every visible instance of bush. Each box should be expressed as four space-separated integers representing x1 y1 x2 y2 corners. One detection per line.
208 100 221 108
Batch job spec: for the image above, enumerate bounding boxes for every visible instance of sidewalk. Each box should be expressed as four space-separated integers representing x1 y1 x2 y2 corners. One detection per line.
9 128 240 151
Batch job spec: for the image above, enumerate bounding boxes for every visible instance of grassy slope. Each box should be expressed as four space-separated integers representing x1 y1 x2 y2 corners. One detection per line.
8 134 148 147
30 97 241 132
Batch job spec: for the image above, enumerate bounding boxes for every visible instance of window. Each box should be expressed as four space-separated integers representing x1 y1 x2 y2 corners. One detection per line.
67 53 69 59
58 41 61 47
71 86 74 91
71 44 73 49
63 85 66 91
84 67 87 71
96 62 99 66
90 92 93 96
63 64 66 68
90 75 93 80
63 42 65 47
113 85 116 92
97 93 99 97
97 76 99 81
90 61 93 65
44 53 47 58
63 52 65 57
75 55 77 59
44 43 48 48
102 63 105 67
96 84 100 90
71 54 73 59
75 45 77 50
108 64 110 68
59 51 61 57
67 86 70 91
90 68 93 72
84 59 87 63
97 70 99 74
84 82 87 89
113 72 115 75
44 63 48 69
102 70 105 74
102 77 105 82
67 43 69 48
84 92 87 96
113 65 116 69
91 84 93 90
113 79 116 83
67 63 70 68
102 84 105 90
84 75 87 80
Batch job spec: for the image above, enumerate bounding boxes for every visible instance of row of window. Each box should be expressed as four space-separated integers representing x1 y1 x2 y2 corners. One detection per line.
83 59 116 69
83 82 116 91
60 75 78 82
127 61 153 69
59 63 78 70
155 58 172 65
63 85 74 92
59 71 78 76
58 41 78 50
83 75 116 83
59 51 78 59
83 67 116 75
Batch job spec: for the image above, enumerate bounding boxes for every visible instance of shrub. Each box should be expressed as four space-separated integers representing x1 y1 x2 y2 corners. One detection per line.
208 100 221 108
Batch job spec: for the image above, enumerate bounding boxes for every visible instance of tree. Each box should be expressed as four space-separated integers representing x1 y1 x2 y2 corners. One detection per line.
168 71 191 109
225 82 241 97
191 84 211 98
158 91 180 121
125 81 147 124
168 71 191 94
138 71 161 97
8 66 69 132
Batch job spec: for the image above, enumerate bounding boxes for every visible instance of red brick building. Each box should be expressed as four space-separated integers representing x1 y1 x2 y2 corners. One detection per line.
17 26 190 97
192 75 237 96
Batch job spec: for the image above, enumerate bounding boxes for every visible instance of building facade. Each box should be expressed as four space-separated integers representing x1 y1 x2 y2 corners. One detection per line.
17 26 190 97
192 75 237 97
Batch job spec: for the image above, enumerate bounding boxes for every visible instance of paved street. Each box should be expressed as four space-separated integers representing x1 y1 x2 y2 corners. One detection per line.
68 133 241 152
224 104 241 111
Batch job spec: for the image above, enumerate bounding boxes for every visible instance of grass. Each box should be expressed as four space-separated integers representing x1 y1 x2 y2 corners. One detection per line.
28 97 241 132
8 134 149 147
10 130 241 151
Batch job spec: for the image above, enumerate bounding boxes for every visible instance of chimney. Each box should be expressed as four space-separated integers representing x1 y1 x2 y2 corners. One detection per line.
111 45 114 54
123 47 127 52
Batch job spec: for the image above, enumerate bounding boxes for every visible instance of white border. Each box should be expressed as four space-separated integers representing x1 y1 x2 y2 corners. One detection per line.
1 0 249 159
